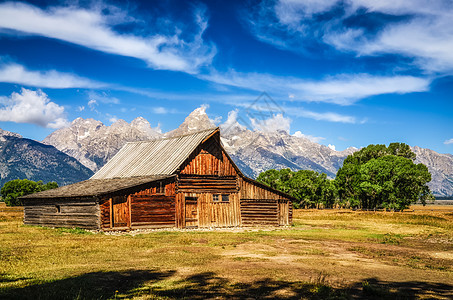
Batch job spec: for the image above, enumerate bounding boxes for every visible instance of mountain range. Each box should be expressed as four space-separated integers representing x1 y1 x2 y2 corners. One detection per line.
0 128 93 188
1 107 452 196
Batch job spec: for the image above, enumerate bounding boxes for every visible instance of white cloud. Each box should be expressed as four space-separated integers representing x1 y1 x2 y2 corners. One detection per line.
248 0 453 73
87 91 120 105
290 74 429 104
152 107 178 114
444 138 453 145
88 99 97 110
289 107 358 123
0 88 68 128
0 62 103 88
153 107 168 114
202 70 429 105
328 144 336 151
250 113 291 133
0 2 215 73
219 109 247 133
293 131 325 143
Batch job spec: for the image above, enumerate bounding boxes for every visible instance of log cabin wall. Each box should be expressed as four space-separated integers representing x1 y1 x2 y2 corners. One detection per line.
23 198 100 229
238 178 292 226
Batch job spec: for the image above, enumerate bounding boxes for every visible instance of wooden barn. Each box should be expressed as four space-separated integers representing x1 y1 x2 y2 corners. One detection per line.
21 128 293 230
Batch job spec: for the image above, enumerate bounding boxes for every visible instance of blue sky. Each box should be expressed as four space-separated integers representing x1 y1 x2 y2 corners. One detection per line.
0 0 452 154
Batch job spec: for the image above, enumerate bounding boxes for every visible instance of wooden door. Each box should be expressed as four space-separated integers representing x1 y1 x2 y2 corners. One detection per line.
112 196 129 227
185 195 198 228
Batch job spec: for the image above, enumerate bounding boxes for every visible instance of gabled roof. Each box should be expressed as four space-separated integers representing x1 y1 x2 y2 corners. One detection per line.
92 128 219 179
21 175 174 199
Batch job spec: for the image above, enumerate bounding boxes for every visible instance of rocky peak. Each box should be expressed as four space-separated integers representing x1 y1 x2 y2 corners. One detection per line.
43 117 163 172
111 119 129 128
0 128 22 138
166 105 216 137
131 117 161 138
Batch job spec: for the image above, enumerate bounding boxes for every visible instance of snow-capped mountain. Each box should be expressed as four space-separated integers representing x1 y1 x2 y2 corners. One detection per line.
165 105 216 137
41 107 453 196
43 117 161 171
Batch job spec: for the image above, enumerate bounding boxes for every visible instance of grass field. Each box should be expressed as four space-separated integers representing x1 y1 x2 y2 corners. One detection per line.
1 203 452 299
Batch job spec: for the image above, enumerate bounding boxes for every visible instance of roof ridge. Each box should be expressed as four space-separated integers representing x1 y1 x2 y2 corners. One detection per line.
124 127 219 145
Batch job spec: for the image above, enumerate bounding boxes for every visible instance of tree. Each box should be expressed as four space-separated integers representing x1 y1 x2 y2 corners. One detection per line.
257 169 337 208
1 179 58 206
335 143 432 209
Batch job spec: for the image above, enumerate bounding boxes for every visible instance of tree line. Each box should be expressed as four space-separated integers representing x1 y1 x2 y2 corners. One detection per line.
0 179 58 206
257 143 434 210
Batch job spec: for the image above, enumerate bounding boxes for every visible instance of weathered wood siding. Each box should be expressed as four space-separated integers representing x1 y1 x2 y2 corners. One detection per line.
175 192 241 228
130 195 175 228
240 199 278 226
99 179 177 229
198 193 241 227
23 198 100 229
238 178 292 226
177 175 238 193
278 200 292 226
180 133 238 176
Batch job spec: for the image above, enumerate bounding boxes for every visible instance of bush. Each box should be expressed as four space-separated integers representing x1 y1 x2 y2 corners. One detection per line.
0 179 58 206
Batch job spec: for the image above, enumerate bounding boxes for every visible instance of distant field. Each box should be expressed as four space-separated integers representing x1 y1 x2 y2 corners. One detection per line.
1 203 452 299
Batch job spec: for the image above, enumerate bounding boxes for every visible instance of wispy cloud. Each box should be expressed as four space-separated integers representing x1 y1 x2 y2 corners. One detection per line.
293 131 325 143
0 88 68 128
87 91 120 105
152 107 179 114
0 62 103 88
0 1 215 73
201 70 430 105
444 138 453 145
246 0 453 73
286 107 359 123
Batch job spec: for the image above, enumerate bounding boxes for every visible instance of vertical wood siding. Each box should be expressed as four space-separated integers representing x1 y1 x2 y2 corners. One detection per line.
100 179 177 229
23 198 100 229
197 192 241 227
179 133 238 176
130 195 175 227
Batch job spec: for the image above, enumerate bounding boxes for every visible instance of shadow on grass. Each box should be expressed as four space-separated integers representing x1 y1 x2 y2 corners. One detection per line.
1 271 452 299
0 269 175 300
154 273 453 299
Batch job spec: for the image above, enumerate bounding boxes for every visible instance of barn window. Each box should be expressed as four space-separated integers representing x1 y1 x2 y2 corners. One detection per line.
55 205 61 213
221 194 229 202
213 194 219 202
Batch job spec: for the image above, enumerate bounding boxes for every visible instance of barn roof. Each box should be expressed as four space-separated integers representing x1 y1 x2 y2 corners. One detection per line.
91 128 219 179
20 175 174 199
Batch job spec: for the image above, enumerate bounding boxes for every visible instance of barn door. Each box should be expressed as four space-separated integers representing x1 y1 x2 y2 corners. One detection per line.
112 196 129 227
185 195 198 228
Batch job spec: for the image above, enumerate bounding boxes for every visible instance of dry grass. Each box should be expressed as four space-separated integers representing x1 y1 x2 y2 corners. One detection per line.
1 202 452 299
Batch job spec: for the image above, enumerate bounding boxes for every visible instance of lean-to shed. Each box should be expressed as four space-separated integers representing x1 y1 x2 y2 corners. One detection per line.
21 128 293 230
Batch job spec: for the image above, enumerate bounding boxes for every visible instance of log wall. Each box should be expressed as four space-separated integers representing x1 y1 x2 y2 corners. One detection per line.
238 178 292 226
240 199 278 226
177 175 238 193
23 198 100 229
